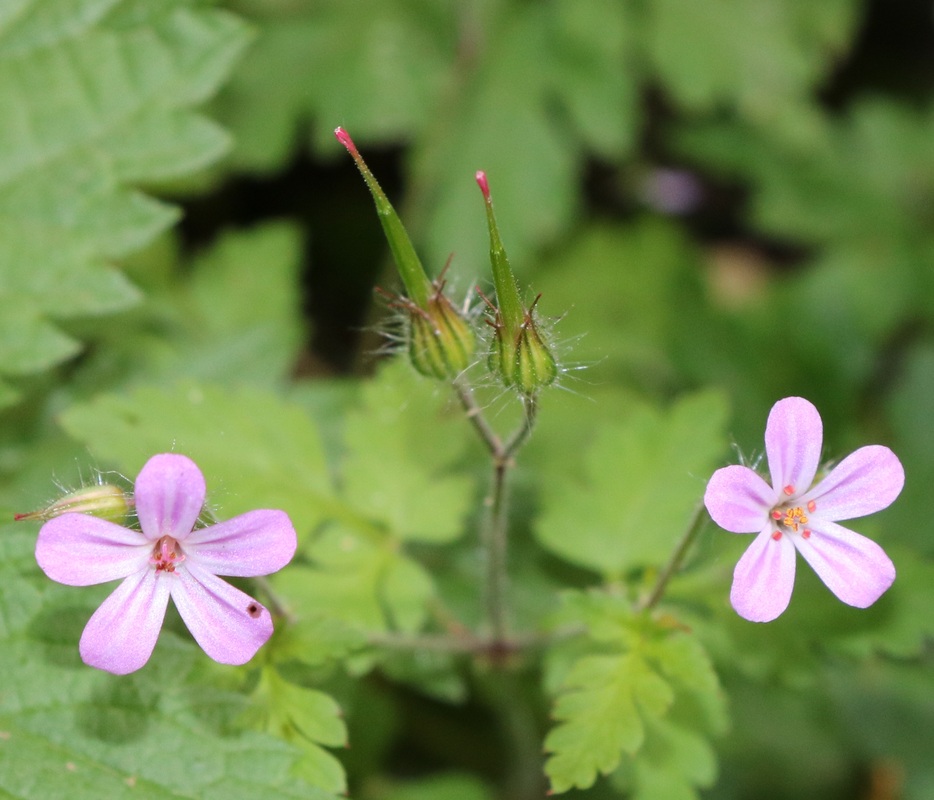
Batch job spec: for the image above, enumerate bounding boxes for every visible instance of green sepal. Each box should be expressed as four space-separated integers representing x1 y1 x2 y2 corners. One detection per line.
488 302 558 396
407 289 476 380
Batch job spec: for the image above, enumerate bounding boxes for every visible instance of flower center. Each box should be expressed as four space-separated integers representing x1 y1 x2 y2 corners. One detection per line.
151 535 185 573
770 499 817 541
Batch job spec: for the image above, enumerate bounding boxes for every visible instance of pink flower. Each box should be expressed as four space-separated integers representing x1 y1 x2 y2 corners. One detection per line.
36 453 297 674
704 397 903 622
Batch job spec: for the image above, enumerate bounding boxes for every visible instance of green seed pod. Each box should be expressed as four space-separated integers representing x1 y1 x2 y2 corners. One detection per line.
477 171 558 396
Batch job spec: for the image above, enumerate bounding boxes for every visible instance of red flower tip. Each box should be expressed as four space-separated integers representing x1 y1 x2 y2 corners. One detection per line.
475 170 491 201
334 127 357 156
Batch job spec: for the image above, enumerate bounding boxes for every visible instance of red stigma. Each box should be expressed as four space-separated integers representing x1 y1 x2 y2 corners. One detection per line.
475 170 491 201
771 510 783 520
151 536 185 574
772 531 782 541
807 500 816 512
802 529 812 539
783 485 795 496
334 127 357 156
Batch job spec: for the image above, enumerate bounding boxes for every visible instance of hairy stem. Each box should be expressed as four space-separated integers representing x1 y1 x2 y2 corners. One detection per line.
639 501 707 612
452 376 502 453
481 394 538 642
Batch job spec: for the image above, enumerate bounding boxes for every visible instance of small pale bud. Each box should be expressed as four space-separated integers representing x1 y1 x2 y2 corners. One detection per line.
15 483 131 524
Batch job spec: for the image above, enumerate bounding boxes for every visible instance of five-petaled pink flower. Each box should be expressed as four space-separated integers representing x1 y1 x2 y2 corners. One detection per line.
36 453 297 674
704 397 903 622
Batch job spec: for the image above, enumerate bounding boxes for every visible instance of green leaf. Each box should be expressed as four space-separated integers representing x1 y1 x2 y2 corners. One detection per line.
535 391 728 578
215 0 455 173
612 716 719 800
249 668 347 794
411 3 577 277
341 359 475 543
534 220 711 390
544 652 674 793
545 594 727 796
71 223 307 391
544 0 638 159
645 0 857 124
646 634 728 736
273 616 367 669
274 526 435 635
58 382 336 537
0 2 250 392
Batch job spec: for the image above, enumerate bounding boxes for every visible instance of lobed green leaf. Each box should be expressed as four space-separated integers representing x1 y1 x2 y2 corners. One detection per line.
535 391 728 579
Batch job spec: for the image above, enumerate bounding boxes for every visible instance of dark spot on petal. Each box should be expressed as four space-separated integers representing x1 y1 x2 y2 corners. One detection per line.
246 603 261 618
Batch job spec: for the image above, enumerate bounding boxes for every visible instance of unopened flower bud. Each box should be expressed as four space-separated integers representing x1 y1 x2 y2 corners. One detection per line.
408 288 476 380
15 483 131 524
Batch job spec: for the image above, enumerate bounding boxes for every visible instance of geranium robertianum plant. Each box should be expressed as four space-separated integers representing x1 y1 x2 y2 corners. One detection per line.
14 130 909 800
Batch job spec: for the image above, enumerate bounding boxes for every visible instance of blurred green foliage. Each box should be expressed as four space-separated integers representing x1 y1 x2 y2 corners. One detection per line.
1 0 933 799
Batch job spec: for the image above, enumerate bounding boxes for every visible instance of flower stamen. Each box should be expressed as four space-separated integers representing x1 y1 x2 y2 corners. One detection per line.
151 536 185 573
770 504 810 536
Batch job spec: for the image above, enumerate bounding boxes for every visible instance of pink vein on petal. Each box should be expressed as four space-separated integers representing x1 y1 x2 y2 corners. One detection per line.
183 509 297 577
79 568 172 675
793 519 895 608
705 465 775 532
36 513 151 586
801 445 905 521
765 397 822 498
134 454 206 541
730 527 797 622
171 562 273 665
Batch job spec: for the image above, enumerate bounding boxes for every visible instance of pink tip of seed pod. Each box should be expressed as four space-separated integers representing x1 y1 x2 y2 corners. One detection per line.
475 170 491 200
334 126 357 155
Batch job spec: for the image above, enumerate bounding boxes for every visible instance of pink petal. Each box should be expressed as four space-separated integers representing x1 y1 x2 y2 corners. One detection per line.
765 397 822 499
36 514 151 586
170 562 273 665
793 519 895 608
801 446 904 521
705 465 776 532
135 453 206 541
79 568 172 674
730 527 797 622
183 510 297 577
